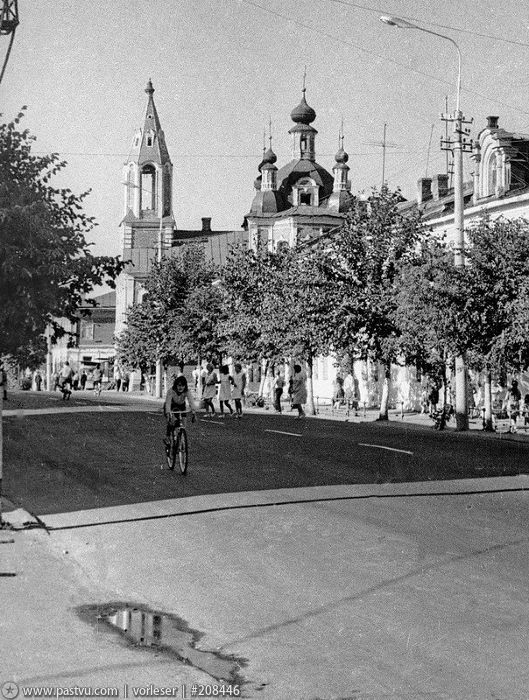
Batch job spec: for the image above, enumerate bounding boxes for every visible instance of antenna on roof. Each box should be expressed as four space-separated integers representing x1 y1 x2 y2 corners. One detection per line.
425 123 435 177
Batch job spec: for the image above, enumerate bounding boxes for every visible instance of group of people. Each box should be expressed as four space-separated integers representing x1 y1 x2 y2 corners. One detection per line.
201 363 247 418
54 362 103 399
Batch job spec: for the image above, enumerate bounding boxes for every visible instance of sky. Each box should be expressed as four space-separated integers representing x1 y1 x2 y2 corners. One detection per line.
4 0 529 257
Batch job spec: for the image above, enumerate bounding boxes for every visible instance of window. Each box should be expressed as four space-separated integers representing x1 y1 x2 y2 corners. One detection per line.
300 192 311 206
146 135 153 147
140 164 156 211
80 320 94 340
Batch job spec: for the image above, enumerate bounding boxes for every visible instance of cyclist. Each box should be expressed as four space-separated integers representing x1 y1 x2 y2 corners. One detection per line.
163 375 197 445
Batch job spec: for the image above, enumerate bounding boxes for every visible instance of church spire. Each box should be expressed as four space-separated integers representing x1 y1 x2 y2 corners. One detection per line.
123 81 173 221
289 78 317 161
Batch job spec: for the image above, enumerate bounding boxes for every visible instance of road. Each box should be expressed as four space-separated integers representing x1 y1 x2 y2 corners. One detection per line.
3 395 529 699
3 401 529 516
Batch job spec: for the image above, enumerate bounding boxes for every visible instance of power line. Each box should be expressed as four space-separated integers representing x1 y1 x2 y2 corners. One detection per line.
238 0 529 117
32 149 425 159
325 0 529 48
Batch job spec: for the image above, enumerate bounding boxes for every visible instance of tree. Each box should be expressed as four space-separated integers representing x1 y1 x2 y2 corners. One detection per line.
261 243 337 415
115 244 220 372
459 216 529 429
395 237 466 409
0 109 124 361
320 187 425 419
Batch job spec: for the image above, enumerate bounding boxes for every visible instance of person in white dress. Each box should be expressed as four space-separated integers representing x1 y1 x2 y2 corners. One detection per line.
231 363 246 418
218 365 234 417
202 364 218 415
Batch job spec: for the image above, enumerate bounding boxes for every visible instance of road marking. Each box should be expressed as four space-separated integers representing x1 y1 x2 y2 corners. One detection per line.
265 429 302 437
358 443 413 455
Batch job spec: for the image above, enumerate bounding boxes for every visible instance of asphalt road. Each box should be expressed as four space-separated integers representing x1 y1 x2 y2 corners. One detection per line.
4 402 529 516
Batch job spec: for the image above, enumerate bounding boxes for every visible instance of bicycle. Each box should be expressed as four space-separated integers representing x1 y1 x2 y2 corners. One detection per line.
164 411 191 474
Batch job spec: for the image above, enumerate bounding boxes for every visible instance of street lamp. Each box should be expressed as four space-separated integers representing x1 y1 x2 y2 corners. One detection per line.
380 14 469 431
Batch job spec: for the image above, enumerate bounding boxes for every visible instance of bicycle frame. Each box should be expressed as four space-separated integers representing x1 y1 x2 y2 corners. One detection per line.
165 411 188 474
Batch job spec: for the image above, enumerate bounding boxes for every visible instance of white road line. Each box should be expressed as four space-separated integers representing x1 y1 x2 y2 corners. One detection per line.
265 429 302 437
358 443 413 455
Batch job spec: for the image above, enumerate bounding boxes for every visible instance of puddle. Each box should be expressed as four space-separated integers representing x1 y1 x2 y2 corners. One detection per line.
77 603 247 685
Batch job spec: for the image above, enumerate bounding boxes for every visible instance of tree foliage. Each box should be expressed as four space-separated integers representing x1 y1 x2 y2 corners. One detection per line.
115 244 221 369
0 109 124 362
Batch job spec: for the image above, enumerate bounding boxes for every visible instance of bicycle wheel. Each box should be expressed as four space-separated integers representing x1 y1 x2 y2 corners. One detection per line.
165 433 177 470
177 428 188 474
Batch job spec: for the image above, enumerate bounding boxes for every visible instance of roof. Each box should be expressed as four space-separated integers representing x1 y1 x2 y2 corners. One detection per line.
277 158 334 200
126 81 172 167
83 291 116 308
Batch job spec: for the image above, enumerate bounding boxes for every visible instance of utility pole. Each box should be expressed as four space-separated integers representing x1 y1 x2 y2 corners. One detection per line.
154 199 164 399
441 109 473 430
0 0 18 85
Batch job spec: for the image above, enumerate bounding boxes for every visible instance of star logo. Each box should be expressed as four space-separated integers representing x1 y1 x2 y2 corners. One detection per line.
1 682 19 699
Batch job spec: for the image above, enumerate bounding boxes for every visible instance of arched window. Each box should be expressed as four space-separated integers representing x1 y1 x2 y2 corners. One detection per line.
140 164 156 212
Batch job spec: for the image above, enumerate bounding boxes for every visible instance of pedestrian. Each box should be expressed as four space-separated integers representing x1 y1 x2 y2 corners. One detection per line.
218 365 234 417
332 374 345 409
72 371 79 391
202 363 218 415
80 369 87 390
1 364 7 400
58 361 73 400
34 370 42 391
523 393 529 426
273 370 285 413
231 363 246 417
122 371 129 392
428 385 439 416
291 364 307 418
53 371 60 391
114 366 122 392
92 364 102 396
505 379 522 433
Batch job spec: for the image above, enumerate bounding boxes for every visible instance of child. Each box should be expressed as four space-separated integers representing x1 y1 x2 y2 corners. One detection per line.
163 375 197 444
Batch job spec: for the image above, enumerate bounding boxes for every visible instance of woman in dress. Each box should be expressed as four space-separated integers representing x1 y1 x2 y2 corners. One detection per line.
218 365 234 417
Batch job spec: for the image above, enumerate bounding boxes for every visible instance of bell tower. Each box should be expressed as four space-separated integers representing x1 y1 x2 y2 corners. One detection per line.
116 81 175 334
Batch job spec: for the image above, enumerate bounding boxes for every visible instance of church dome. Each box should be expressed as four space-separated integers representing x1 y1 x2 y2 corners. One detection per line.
335 147 349 164
262 147 277 164
290 91 316 125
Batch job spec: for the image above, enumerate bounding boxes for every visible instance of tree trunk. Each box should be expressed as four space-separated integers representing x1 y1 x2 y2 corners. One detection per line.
483 370 494 431
378 362 391 420
306 356 316 416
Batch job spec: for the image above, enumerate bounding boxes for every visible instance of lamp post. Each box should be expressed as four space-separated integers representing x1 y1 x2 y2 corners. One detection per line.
380 14 469 430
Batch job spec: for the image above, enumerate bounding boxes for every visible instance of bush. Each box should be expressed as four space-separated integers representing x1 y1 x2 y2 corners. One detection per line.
20 377 32 390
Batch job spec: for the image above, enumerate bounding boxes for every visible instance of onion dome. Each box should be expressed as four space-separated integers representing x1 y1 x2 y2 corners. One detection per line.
290 89 316 125
262 147 277 164
335 147 349 164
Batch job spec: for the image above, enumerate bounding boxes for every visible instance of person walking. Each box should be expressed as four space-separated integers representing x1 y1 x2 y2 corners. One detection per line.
1 364 7 400
72 371 79 391
202 363 218 416
34 370 42 392
231 363 246 418
332 374 345 409
218 365 234 417
291 364 307 418
59 361 73 400
92 364 102 396
273 370 285 413
505 379 522 433
114 366 122 392
80 369 87 390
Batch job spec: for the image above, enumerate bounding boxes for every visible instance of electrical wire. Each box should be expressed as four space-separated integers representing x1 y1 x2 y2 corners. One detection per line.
238 0 529 117
325 0 529 48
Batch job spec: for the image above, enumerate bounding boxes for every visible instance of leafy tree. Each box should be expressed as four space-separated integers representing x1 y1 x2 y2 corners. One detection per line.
395 237 465 408
0 109 124 362
320 187 425 419
115 244 220 372
261 243 336 414
459 217 529 429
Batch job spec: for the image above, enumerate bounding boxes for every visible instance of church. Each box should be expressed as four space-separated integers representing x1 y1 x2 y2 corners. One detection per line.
244 86 353 250
115 81 246 336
